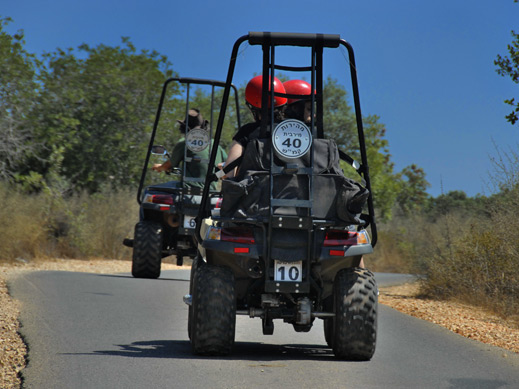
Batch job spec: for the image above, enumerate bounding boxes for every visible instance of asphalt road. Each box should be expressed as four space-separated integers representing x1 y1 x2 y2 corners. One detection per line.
10 270 519 389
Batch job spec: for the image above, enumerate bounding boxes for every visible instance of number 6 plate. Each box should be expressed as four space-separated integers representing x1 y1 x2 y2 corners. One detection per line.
274 260 302 282
183 216 196 229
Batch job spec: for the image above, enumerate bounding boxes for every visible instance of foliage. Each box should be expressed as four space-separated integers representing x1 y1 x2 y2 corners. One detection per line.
395 164 430 215
373 146 519 321
321 77 416 220
0 17 39 179
159 83 241 151
0 181 137 261
0 182 48 260
422 190 490 221
418 207 519 322
322 76 358 152
495 30 519 126
26 38 177 193
63 186 138 259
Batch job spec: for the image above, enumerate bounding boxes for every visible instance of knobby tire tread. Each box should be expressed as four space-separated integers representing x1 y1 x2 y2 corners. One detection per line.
192 264 236 355
333 267 378 360
131 221 163 279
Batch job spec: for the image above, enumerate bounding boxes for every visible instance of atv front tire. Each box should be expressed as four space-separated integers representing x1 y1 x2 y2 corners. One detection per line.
131 221 163 279
191 264 236 355
332 267 378 360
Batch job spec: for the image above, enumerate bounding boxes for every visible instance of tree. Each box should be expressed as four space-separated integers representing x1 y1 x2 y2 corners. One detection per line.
396 164 430 215
495 20 519 126
28 38 177 192
322 77 404 220
0 17 39 179
423 190 489 220
322 76 358 153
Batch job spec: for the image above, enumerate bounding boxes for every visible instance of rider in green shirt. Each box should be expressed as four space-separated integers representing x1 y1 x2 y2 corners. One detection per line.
153 108 227 189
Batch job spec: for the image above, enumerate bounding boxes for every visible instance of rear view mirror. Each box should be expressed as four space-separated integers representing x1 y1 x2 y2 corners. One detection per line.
151 145 167 155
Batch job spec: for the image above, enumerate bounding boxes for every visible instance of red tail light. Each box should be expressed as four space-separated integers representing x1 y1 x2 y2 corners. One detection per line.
150 194 174 205
221 227 255 244
215 197 223 209
145 194 174 211
323 230 358 247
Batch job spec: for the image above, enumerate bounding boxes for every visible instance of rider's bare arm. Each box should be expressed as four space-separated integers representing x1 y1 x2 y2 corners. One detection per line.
152 160 172 173
221 141 243 179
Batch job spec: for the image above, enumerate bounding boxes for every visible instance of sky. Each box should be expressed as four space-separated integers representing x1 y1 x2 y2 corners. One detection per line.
3 0 519 197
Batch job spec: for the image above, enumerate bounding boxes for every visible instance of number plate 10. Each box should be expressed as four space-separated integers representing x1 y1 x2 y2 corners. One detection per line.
274 260 302 282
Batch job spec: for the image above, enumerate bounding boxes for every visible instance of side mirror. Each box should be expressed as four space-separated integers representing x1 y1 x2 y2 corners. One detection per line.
151 145 168 155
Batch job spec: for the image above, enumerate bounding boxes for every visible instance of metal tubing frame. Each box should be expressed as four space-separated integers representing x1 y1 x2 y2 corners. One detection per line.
137 76 242 205
195 32 377 247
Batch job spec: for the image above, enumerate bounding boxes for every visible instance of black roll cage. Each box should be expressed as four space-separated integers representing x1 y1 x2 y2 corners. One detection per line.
195 32 377 247
136 77 242 204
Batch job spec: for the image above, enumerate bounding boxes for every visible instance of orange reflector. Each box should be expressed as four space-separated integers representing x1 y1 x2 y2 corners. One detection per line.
234 247 249 254
329 249 344 256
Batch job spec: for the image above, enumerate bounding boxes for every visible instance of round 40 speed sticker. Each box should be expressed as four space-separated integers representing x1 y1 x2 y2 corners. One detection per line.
272 119 312 159
186 129 210 152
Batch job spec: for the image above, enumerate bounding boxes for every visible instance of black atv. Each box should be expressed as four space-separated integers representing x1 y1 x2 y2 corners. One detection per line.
123 77 241 279
190 32 378 360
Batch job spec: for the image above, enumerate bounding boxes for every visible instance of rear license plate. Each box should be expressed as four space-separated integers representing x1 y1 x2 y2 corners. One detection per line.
274 260 302 282
183 216 196 229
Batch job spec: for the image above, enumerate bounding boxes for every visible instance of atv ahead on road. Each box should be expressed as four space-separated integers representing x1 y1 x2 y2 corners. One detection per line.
123 77 241 279
190 32 378 360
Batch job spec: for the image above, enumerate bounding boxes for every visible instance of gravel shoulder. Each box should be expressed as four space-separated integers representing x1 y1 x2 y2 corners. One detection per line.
1 258 518 388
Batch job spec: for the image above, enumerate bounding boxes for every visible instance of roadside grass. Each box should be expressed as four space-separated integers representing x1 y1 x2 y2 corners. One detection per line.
419 196 519 325
0 184 48 260
373 203 519 325
62 189 138 259
0 183 137 262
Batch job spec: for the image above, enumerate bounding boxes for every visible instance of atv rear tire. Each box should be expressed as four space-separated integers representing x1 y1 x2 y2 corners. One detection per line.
323 296 333 348
131 221 163 279
187 254 202 340
191 264 236 355
324 318 333 348
332 267 378 360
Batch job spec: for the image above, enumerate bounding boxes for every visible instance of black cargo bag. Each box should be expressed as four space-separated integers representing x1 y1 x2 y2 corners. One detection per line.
220 138 367 224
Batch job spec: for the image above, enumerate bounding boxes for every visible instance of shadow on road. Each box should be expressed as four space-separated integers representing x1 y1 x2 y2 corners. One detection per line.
95 273 189 282
71 340 358 362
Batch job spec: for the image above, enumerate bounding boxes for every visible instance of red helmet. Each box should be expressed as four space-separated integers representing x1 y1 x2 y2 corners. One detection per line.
245 75 287 108
283 79 313 105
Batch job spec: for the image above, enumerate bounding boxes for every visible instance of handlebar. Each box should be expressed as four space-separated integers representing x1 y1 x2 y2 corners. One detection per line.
248 32 341 48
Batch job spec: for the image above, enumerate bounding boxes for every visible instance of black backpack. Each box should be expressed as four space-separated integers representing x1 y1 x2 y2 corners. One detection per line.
220 137 368 224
